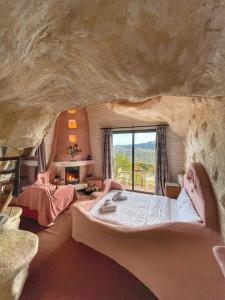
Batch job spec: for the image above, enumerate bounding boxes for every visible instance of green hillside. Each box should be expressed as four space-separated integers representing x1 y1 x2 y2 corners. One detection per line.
113 142 156 165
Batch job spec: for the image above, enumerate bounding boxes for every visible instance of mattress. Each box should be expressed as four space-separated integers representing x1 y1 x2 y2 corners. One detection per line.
90 189 178 227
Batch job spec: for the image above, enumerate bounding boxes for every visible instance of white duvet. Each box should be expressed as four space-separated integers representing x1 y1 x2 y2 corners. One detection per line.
90 189 178 227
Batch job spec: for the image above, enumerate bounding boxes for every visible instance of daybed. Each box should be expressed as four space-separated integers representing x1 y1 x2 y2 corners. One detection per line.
72 163 225 300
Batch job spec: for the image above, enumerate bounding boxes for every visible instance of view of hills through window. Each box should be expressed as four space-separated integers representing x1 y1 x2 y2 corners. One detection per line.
112 131 156 193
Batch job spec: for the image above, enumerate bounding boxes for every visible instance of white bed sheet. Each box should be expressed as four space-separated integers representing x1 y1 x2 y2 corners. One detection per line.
90 189 178 227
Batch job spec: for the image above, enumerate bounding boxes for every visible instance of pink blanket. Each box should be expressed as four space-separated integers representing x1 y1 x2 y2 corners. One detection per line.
13 183 76 226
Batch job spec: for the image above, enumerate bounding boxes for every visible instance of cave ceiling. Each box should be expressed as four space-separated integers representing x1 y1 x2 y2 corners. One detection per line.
1 0 225 147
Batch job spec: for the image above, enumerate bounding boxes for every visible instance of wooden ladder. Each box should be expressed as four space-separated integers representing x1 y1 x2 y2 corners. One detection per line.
0 156 21 212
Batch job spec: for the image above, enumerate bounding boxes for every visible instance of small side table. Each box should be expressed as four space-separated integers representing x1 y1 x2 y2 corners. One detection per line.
164 182 181 199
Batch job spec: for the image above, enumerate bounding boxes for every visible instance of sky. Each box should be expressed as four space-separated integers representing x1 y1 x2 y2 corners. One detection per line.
113 132 156 146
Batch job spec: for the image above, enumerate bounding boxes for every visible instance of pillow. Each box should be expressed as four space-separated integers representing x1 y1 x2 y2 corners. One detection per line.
213 246 225 278
176 188 202 223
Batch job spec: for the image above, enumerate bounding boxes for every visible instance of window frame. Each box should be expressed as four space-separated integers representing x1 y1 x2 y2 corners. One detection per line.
112 128 156 194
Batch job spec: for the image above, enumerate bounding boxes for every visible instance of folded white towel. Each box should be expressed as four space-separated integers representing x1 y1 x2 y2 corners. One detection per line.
116 195 127 201
100 199 117 213
103 199 112 206
100 204 117 213
112 192 127 201
112 191 122 201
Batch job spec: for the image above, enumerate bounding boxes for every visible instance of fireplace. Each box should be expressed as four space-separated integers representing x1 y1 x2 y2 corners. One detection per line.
65 167 79 185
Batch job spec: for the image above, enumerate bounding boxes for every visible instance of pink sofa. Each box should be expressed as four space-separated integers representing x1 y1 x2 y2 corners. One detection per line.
12 172 77 226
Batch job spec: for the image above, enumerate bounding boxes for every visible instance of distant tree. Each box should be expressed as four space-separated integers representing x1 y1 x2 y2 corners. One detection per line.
114 153 131 176
136 162 148 171
147 163 156 173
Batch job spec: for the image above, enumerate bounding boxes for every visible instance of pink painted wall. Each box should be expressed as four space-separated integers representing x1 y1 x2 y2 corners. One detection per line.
50 108 91 162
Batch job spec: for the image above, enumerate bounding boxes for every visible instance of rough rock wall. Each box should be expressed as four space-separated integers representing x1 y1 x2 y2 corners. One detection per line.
186 97 225 238
1 0 225 147
110 96 193 137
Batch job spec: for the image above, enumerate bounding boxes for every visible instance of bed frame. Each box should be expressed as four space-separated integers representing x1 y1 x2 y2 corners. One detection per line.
184 163 220 232
72 163 224 300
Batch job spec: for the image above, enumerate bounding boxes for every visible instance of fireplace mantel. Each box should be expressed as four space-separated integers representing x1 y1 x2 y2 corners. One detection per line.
51 160 94 167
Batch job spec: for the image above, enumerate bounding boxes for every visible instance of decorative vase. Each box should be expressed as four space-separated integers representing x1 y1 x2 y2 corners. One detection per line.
68 144 82 161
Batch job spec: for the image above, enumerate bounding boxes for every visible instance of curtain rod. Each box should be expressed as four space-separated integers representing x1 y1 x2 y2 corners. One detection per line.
100 124 168 130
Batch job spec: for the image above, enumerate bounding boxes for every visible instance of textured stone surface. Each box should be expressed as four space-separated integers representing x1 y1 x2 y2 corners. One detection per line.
0 229 38 299
186 98 225 239
0 229 38 280
1 1 225 146
110 96 193 137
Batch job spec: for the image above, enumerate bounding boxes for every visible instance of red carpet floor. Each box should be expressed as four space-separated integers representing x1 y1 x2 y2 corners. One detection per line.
20 208 157 300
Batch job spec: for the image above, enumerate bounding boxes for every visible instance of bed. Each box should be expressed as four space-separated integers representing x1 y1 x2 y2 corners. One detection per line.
72 163 225 300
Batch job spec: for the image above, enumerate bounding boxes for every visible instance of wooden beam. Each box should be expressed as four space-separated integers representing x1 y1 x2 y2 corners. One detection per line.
0 156 36 162
0 168 16 175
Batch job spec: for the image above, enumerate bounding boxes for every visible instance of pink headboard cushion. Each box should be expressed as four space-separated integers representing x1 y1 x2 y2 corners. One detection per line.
184 163 220 232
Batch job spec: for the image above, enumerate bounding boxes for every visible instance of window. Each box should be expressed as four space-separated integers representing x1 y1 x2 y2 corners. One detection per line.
112 130 156 193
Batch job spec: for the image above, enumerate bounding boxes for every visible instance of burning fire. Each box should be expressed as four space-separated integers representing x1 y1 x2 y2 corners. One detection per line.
66 174 77 182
